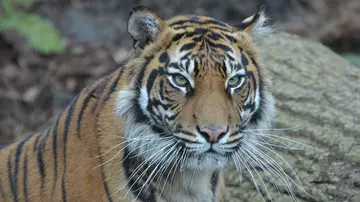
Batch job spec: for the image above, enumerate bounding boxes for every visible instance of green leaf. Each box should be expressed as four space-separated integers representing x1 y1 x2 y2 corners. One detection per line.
0 13 66 54
14 0 39 9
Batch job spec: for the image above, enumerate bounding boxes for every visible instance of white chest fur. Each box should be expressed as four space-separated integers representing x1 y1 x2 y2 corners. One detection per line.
157 170 218 202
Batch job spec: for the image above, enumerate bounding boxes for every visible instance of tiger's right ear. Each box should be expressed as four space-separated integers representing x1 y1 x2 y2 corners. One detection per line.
127 6 165 49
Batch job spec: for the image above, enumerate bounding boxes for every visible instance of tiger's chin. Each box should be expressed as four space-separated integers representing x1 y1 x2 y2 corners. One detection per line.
184 152 230 170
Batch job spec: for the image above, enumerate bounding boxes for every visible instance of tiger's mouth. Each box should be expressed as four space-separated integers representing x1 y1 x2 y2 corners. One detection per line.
171 130 245 156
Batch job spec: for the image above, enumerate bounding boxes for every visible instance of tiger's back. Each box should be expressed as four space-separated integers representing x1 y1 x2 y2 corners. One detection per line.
0 74 122 201
0 5 276 202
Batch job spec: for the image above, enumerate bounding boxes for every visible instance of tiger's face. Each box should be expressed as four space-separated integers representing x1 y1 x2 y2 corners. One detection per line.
117 6 275 170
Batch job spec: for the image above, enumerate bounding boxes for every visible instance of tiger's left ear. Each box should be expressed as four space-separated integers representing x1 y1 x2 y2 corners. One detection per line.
127 6 166 49
235 5 272 37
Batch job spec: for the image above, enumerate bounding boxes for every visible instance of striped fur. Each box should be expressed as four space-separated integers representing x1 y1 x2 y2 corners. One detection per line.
0 6 275 202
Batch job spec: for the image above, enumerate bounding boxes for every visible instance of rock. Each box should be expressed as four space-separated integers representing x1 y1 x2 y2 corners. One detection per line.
224 32 360 201
283 0 360 52
23 86 40 103
342 53 360 68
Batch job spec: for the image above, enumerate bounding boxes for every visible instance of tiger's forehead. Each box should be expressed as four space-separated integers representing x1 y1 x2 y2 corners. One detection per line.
160 15 256 75
165 15 239 58
166 15 234 32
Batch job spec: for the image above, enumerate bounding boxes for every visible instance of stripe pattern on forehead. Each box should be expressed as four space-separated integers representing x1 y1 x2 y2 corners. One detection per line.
167 16 238 54
168 16 234 33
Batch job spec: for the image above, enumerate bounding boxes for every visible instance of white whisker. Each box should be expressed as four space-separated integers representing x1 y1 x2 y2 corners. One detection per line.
234 151 266 202
242 143 296 201
247 141 314 200
243 124 304 132
240 147 273 201
250 132 322 152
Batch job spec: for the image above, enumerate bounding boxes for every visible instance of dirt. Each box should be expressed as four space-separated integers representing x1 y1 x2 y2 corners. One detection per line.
0 29 123 145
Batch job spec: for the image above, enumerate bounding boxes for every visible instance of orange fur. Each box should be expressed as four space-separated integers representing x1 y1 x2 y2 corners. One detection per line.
0 6 273 202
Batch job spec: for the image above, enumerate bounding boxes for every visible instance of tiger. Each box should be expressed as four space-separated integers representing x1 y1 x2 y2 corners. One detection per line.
0 5 278 202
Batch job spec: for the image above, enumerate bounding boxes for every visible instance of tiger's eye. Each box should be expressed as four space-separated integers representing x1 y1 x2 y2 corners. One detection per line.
173 74 188 87
228 76 242 88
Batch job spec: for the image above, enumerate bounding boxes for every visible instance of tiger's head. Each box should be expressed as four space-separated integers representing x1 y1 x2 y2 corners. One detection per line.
116 6 275 170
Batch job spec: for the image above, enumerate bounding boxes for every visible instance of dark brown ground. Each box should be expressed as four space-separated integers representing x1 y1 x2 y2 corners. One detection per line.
0 30 123 145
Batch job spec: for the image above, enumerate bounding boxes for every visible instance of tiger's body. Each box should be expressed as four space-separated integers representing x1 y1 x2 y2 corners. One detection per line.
0 6 277 202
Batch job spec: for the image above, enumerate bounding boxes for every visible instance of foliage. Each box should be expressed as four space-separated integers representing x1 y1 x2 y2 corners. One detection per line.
0 0 66 54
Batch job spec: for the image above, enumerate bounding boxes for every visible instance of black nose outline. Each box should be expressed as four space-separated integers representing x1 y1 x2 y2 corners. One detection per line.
196 125 228 143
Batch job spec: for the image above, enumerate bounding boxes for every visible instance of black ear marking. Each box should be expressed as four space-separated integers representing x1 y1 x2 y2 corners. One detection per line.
237 5 265 29
127 6 165 49
234 5 272 37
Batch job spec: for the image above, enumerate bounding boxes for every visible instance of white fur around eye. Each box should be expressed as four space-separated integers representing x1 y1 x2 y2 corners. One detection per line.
226 75 245 95
172 74 188 87
228 75 244 88
167 75 188 94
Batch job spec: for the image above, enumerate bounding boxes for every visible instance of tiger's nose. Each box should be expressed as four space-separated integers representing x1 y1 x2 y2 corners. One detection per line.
198 125 227 143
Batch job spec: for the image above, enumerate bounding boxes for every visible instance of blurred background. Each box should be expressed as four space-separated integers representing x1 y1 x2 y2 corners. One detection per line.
0 0 359 145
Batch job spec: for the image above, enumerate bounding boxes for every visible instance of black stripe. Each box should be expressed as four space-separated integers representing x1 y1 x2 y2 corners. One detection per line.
103 70 123 103
102 174 113 202
159 52 169 64
87 85 115 202
241 54 249 66
249 58 263 126
14 136 30 202
123 147 156 202
176 130 197 137
33 133 42 152
168 62 181 70
61 94 80 202
77 88 97 137
173 25 232 33
172 33 185 42
208 26 233 32
211 171 219 202
134 56 153 124
174 136 199 144
180 43 196 52
207 40 232 52
208 32 223 40
37 128 51 188
91 76 112 114
235 12 260 30
8 150 17 202
23 149 29 202
146 69 159 94
225 53 235 62
158 80 175 103
170 19 229 29
224 34 237 43
51 116 61 200
244 71 257 112
0 178 5 199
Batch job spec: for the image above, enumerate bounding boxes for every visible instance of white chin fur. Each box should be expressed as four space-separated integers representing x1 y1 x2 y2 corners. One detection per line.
185 154 229 170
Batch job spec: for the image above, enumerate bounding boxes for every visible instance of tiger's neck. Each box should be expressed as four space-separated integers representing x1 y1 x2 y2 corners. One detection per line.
157 169 221 202
122 147 221 202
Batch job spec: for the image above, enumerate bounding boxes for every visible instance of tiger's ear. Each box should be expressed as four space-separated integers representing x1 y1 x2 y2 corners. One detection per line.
235 5 272 37
127 6 165 49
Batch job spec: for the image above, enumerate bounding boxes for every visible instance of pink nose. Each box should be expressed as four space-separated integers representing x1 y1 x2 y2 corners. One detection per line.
199 126 227 143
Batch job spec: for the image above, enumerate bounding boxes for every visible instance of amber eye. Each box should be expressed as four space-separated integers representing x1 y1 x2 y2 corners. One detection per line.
172 74 188 87
228 75 243 88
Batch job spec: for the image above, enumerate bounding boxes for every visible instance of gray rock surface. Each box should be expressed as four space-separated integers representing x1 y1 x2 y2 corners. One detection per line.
224 32 360 202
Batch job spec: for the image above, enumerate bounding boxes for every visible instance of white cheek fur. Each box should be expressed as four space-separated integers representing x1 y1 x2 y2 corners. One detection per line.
139 87 149 113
